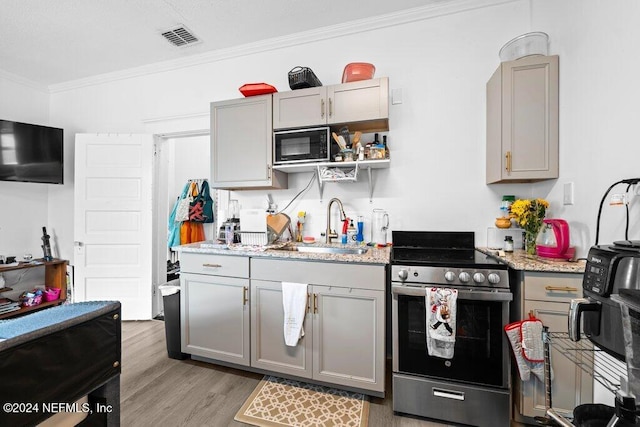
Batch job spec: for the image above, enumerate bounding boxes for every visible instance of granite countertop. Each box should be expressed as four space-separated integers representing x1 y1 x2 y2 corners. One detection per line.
477 247 586 274
173 241 391 265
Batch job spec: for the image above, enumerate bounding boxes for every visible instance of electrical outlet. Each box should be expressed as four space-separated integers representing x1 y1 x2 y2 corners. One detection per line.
563 182 574 205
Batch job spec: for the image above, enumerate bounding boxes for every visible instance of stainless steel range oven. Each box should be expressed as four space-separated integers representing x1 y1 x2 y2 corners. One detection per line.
391 231 512 427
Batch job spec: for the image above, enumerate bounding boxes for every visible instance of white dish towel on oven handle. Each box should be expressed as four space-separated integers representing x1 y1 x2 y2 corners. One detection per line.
426 287 458 359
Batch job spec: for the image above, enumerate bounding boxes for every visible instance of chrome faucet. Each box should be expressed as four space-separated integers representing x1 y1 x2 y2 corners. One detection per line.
325 198 346 243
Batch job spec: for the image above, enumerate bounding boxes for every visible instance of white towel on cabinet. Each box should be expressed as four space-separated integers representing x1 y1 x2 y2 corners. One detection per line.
426 287 458 359
282 282 308 347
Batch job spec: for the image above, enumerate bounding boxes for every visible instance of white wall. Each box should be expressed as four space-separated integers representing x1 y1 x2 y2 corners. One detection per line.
35 0 640 263
0 72 53 259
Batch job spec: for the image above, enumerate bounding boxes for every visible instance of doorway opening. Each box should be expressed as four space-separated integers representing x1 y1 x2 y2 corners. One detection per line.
153 131 226 317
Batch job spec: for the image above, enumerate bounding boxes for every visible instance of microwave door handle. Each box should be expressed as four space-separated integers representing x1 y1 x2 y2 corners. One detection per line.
568 298 601 341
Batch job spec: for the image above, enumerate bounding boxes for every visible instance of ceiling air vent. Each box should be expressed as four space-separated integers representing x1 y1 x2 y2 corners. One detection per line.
161 25 201 47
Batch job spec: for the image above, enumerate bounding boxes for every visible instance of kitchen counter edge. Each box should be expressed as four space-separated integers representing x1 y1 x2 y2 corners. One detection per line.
477 247 585 274
173 241 390 265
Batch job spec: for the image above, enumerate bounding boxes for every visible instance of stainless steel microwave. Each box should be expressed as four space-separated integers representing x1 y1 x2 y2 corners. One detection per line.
274 127 330 165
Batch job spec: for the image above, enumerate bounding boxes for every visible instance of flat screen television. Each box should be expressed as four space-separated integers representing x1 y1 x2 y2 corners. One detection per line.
0 119 63 184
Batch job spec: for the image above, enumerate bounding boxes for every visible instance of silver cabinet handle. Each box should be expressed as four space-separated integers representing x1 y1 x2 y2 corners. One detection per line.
202 263 222 268
321 99 325 118
433 388 465 401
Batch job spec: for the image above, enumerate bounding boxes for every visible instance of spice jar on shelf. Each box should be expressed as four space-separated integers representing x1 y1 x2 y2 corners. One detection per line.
341 149 354 162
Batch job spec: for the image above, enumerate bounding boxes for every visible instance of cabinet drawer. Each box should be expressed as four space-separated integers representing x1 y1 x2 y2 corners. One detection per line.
251 258 385 291
524 272 583 303
180 253 249 278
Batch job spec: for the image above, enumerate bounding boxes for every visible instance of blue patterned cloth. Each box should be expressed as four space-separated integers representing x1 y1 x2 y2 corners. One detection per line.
0 301 119 340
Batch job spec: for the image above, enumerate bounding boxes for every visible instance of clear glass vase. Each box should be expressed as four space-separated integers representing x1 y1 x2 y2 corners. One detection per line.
524 230 538 256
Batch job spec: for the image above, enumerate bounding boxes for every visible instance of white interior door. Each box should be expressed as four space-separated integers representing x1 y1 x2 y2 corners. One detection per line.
74 133 155 320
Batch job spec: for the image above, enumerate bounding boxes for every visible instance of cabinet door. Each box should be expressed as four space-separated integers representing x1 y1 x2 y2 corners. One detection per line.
211 94 287 189
250 280 313 378
273 87 327 130
328 77 389 126
520 299 592 419
181 272 250 366
486 55 559 183
312 285 385 393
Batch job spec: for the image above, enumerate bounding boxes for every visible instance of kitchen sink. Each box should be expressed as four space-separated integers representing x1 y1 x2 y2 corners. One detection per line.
280 246 369 255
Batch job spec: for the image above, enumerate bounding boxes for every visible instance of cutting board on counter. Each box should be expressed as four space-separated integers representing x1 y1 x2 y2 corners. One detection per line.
267 213 290 238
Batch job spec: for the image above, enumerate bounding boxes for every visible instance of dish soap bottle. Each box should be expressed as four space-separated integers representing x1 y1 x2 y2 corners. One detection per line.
347 220 357 245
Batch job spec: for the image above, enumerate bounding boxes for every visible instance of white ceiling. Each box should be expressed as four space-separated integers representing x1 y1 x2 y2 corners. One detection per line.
0 0 448 86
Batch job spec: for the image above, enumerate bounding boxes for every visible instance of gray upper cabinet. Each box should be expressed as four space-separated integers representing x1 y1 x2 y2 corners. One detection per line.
486 55 559 184
210 94 287 189
273 77 389 131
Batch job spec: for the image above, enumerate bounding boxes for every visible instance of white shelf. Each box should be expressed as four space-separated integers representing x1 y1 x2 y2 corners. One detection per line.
273 159 389 202
273 159 390 173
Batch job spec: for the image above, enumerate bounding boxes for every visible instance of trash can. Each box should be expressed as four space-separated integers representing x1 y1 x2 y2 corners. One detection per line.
159 280 188 360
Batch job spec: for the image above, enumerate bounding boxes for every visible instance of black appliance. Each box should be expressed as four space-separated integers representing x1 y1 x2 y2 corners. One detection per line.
569 242 640 361
217 218 240 243
391 231 512 427
273 127 331 165
0 119 63 184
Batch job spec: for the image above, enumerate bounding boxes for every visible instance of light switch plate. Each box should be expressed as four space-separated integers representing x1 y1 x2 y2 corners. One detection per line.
392 88 403 105
563 182 574 205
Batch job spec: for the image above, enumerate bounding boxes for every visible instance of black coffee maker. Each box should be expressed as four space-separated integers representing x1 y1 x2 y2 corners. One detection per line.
217 200 240 243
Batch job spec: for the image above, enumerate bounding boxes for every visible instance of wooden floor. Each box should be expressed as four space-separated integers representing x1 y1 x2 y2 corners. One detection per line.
121 320 452 427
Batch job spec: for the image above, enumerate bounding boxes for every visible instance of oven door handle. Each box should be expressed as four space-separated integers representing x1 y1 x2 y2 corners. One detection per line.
392 284 513 301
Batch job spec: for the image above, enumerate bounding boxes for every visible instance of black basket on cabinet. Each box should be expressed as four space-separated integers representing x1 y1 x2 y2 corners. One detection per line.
288 66 322 90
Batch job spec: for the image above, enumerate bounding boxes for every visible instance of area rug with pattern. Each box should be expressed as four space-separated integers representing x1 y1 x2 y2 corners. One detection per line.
234 375 370 427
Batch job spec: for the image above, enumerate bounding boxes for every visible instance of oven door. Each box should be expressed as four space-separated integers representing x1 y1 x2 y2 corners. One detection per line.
273 127 330 164
392 284 512 389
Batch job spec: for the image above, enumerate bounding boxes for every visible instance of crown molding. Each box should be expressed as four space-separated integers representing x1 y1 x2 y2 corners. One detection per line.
49 0 518 93
0 68 48 93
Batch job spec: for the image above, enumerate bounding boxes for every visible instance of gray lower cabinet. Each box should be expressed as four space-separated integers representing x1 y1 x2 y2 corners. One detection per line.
312 284 383 391
251 279 313 378
180 254 250 366
250 258 386 394
514 272 592 420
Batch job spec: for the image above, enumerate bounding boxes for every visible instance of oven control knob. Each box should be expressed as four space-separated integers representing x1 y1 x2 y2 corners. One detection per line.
458 272 471 283
488 273 501 284
398 269 409 281
473 272 486 283
444 271 456 282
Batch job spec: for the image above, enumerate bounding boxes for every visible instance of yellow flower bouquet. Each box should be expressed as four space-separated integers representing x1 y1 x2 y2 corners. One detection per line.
510 198 549 255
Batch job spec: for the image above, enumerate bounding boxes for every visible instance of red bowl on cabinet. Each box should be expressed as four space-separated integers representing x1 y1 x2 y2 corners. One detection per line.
341 63 376 83
239 83 277 97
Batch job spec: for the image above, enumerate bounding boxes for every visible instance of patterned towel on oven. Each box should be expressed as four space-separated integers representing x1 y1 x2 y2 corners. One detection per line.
426 287 458 359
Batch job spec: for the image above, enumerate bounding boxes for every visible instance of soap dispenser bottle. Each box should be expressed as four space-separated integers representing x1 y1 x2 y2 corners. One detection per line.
347 220 357 245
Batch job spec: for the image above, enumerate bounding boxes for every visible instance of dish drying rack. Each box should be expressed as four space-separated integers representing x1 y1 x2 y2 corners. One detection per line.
316 162 381 202
539 329 634 427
